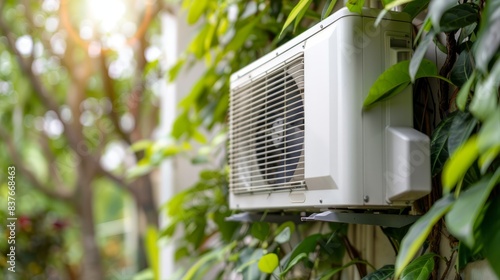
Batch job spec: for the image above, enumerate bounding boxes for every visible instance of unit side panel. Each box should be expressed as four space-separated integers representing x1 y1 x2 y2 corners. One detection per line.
361 16 386 206
329 16 364 205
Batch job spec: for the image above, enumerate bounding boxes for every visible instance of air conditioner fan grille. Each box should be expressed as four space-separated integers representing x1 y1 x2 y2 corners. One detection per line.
229 54 305 194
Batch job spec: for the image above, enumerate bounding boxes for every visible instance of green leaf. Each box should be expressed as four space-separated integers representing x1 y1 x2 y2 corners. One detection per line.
131 140 153 152
477 194 500 278
293 0 312 33
321 0 338 19
458 22 477 44
470 79 499 122
384 0 414 10
400 253 437 280
226 18 258 52
274 222 295 244
470 60 500 121
442 135 480 193
410 31 435 82
258 253 279 274
473 0 500 72
430 112 455 176
286 233 322 269
395 195 455 278
251 222 270 241
362 265 394 280
402 0 429 19
145 226 159 280
427 0 456 30
445 170 500 247
380 224 412 253
280 252 308 276
457 241 483 271
364 59 447 108
479 146 500 174
186 0 208 24
450 49 474 87
280 0 312 37
319 260 371 280
439 4 479 33
456 70 476 111
346 0 365 14
182 242 237 280
168 57 186 82
477 109 500 153
448 111 477 154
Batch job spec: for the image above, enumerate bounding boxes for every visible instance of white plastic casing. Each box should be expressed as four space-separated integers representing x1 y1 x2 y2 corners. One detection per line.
229 8 431 210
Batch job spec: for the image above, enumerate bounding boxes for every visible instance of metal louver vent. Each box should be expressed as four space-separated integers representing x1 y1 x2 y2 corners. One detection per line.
229 54 305 194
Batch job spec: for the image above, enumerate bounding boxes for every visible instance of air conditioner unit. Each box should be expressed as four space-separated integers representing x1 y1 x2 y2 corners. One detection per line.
228 8 431 211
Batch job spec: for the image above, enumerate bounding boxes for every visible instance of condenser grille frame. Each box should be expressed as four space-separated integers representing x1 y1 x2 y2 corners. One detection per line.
229 54 306 194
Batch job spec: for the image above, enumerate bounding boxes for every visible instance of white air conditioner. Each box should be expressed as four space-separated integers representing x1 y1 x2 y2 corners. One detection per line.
228 8 431 211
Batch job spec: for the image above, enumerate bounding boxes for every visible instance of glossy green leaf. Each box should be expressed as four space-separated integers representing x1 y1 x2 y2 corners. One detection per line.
477 109 500 153
439 4 478 33
321 0 338 19
470 77 499 122
362 265 394 280
346 0 365 14
395 195 455 278
402 0 429 19
457 241 483 271
430 112 455 176
442 135 480 192
450 49 474 87
456 70 476 111
251 222 270 241
400 253 437 280
427 0 456 30
274 221 295 244
458 22 477 44
280 252 307 276
477 195 500 278
380 224 412 253
448 111 477 154
280 0 312 37
473 0 500 72
258 253 279 274
293 0 312 33
409 31 435 82
364 59 446 108
446 170 500 247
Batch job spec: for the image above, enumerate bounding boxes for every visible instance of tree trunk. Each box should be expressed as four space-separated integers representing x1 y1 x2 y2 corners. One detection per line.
77 163 104 280
131 175 159 270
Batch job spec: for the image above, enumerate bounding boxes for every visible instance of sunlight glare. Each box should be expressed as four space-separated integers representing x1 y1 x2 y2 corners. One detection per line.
87 0 126 33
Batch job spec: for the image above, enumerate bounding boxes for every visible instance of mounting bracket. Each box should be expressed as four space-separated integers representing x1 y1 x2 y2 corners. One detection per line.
226 211 419 228
301 211 419 228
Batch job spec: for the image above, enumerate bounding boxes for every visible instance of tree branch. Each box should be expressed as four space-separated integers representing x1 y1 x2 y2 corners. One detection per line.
99 53 132 145
0 15 82 151
0 126 73 200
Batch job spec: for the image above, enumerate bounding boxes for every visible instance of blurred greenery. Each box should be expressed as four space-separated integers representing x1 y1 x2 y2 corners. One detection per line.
0 0 169 279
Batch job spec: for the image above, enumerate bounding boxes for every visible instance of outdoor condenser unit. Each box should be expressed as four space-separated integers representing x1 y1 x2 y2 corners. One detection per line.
228 8 431 211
